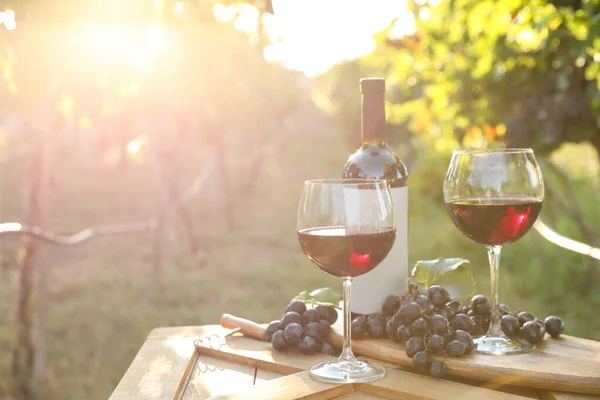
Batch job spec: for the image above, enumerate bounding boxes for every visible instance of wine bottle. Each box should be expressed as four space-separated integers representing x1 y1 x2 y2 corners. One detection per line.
343 78 408 315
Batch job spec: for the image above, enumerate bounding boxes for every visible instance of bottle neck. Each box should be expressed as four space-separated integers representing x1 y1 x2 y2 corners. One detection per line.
361 90 387 144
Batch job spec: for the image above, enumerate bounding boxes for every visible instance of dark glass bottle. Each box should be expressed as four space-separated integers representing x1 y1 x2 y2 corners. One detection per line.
343 78 409 315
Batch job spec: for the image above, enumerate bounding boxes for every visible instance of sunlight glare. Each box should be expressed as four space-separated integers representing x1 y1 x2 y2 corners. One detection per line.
268 0 408 76
234 4 259 35
388 12 417 40
175 2 184 13
0 10 16 30
127 135 148 154
213 3 238 22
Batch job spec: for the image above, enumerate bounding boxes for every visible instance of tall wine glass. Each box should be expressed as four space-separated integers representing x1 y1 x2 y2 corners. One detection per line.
443 149 544 355
297 179 396 383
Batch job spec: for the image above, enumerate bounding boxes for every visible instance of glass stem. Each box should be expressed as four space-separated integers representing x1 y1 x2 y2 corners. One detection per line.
339 278 357 363
486 245 503 337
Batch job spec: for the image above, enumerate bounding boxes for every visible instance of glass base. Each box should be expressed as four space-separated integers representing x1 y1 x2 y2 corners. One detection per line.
309 359 386 383
474 334 535 355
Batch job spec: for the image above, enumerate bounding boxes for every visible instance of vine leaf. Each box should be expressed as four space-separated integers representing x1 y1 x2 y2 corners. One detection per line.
294 287 342 309
411 258 476 302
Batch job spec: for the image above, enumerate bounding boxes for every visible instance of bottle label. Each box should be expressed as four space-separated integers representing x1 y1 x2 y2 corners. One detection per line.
347 186 408 314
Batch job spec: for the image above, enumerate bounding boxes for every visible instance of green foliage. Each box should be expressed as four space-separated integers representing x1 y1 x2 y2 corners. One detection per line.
323 0 600 160
411 258 476 301
294 287 342 309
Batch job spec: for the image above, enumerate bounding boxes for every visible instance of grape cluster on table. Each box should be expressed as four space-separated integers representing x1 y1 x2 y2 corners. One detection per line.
264 300 338 356
352 285 564 378
266 285 565 380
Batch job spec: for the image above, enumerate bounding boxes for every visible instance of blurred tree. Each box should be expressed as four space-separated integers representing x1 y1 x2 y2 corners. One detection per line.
0 0 302 398
373 0 600 166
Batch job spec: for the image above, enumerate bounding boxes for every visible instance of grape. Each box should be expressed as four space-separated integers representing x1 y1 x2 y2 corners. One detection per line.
398 302 424 325
446 300 462 314
453 330 474 354
410 317 430 337
500 315 520 337
431 360 447 379
427 334 445 354
396 325 412 344
315 306 331 322
271 330 288 351
382 295 401 316
534 319 546 337
521 320 545 344
405 336 425 358
318 319 331 340
446 326 455 340
283 323 304 345
282 312 303 327
298 336 319 355
429 315 449 335
264 320 283 342
286 300 306 315
326 307 338 325
427 285 451 308
499 304 511 316
472 315 490 335
391 312 404 328
367 315 387 338
416 295 436 316
518 311 536 326
304 322 321 340
412 350 432 374
386 319 401 341
544 316 564 338
467 310 474 317
351 317 367 339
451 313 475 333
470 295 492 315
446 340 466 357
303 308 320 325
436 306 455 321
320 342 334 355
461 305 471 315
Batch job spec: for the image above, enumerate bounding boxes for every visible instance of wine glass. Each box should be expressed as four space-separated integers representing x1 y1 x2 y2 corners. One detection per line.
443 149 544 355
297 179 396 383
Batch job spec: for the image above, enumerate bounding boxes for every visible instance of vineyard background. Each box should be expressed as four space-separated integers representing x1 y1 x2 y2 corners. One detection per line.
0 0 599 399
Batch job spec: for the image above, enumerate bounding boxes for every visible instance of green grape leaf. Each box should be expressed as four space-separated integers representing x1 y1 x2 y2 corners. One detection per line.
411 258 476 301
294 287 342 309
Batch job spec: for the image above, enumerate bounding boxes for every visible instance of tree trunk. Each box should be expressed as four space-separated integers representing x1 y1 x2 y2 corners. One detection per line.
592 134 600 183
13 136 45 400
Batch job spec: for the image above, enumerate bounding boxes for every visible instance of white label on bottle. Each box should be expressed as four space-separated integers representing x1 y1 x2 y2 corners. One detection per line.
347 186 408 315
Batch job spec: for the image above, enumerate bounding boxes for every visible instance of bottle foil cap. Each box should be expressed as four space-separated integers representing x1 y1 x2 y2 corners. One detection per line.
360 78 385 93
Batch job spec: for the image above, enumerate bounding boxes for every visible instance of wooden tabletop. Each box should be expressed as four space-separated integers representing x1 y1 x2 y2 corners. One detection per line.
109 326 600 400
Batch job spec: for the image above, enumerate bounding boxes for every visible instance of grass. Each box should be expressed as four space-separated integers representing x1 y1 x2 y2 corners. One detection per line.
0 130 599 399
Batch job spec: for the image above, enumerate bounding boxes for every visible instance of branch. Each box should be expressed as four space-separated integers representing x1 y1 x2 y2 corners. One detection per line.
0 221 157 246
0 161 212 247
534 219 600 260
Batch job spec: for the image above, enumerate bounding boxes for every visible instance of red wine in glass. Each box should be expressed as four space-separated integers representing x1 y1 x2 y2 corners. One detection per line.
445 198 542 246
297 227 396 278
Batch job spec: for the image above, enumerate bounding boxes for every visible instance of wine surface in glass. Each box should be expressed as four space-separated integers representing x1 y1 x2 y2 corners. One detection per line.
297 227 396 278
445 198 542 246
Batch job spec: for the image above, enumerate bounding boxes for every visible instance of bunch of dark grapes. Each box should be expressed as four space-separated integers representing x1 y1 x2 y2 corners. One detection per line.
352 284 565 378
265 300 338 355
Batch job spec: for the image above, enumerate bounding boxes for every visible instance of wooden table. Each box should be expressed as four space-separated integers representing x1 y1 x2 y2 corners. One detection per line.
109 326 600 400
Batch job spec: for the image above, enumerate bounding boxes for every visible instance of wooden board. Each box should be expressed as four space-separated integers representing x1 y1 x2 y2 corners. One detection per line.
192 333 534 400
328 325 600 395
109 325 599 400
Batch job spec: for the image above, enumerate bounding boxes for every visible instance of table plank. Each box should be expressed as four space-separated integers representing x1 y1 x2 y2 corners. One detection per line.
110 330 198 400
195 333 531 400
182 356 257 400
207 371 353 400
111 326 599 400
